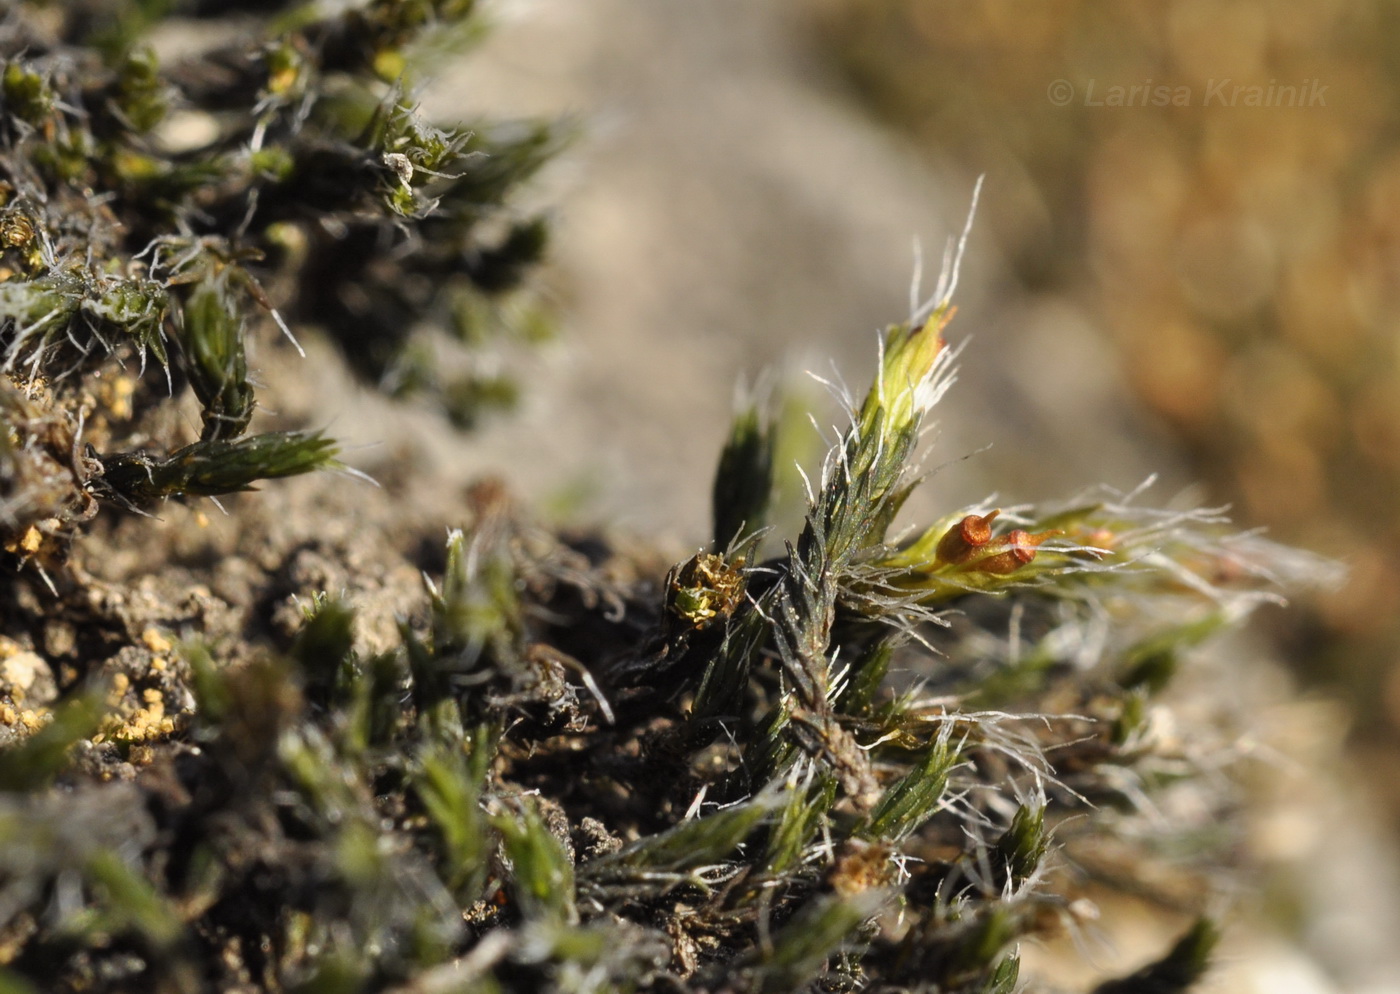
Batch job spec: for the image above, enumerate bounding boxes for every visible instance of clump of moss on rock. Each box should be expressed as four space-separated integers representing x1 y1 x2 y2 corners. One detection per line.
1 0 556 579
0 3 1332 993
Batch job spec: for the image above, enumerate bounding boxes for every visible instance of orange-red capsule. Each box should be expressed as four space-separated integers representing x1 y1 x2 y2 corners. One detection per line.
976 529 1056 575
935 510 1000 565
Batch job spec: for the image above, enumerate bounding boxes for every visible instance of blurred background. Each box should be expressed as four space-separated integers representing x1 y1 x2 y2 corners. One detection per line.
307 0 1400 988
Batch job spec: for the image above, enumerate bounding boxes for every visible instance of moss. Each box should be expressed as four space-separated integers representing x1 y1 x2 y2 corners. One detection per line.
0 2 1336 993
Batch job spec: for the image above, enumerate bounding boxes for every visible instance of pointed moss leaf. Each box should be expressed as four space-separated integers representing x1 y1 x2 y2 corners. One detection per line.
762 771 837 876
101 431 339 502
861 727 957 841
860 312 952 446
183 642 230 729
114 46 168 134
451 122 560 207
750 890 888 994
1091 917 1220 994
2 62 54 123
992 805 1049 892
0 273 83 377
84 277 170 369
712 403 775 549
282 731 361 828
403 623 450 715
431 526 522 667
292 596 357 707
345 650 409 751
84 848 184 950
692 588 772 721
800 406 919 570
741 698 797 791
180 275 253 441
586 791 780 877
984 951 1021 994
935 906 1020 983
492 800 576 923
412 732 492 899
834 636 897 716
